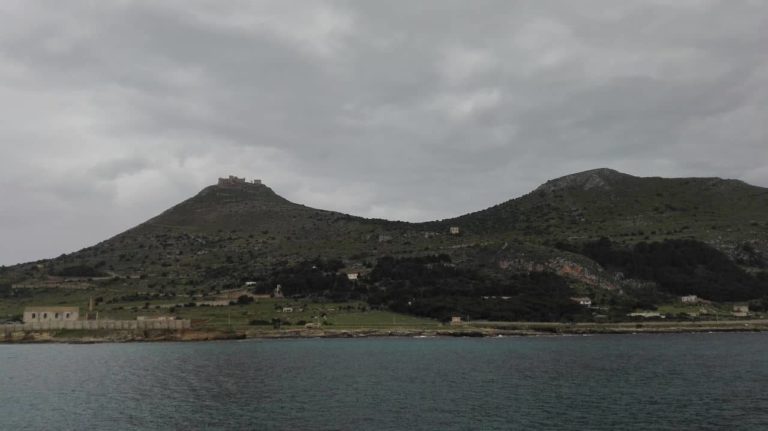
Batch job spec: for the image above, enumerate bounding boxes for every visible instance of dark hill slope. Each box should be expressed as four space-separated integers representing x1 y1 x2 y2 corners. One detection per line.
4 169 767 292
146 183 305 230
428 168 768 255
39 182 424 281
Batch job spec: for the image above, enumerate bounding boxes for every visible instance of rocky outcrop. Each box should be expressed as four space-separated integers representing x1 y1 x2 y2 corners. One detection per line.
498 256 617 289
534 168 631 193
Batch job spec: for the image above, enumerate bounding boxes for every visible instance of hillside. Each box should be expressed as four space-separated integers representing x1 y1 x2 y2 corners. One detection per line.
2 169 768 322
7 169 768 279
432 168 768 255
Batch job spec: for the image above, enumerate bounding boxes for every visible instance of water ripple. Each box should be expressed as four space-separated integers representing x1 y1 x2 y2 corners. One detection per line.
2 334 768 430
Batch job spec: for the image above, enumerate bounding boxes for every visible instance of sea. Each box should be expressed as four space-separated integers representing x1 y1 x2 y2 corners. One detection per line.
1 333 767 430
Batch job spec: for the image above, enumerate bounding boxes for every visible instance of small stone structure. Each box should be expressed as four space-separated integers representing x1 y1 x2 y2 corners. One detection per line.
681 295 699 304
346 272 359 281
627 312 664 318
137 315 177 321
732 305 749 317
449 226 461 235
571 297 592 307
194 300 232 307
450 316 463 325
24 307 79 323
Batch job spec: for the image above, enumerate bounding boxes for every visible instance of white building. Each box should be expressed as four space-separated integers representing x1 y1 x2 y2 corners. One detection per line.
571 297 592 307
449 226 461 235
733 305 749 317
681 295 699 304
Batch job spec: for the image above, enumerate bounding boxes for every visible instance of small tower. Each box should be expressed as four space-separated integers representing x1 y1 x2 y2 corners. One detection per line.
85 296 98 320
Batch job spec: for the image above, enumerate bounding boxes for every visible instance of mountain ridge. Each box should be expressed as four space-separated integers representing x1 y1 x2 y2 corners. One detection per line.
3 168 767 301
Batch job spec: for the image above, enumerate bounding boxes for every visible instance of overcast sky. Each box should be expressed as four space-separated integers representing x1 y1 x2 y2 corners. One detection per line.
1 0 766 265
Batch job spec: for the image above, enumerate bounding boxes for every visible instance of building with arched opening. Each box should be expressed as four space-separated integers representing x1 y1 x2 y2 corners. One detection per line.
23 307 80 323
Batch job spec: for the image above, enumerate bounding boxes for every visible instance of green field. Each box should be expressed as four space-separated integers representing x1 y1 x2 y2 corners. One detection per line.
168 300 438 330
0 288 439 331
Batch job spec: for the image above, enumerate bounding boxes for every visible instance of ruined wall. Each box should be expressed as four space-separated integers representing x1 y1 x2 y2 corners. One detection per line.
3 319 191 333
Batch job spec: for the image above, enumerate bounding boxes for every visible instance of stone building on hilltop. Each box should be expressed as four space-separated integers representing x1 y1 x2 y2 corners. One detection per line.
218 175 262 187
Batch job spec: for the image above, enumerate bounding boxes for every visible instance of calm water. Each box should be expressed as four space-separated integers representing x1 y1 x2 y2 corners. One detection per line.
1 333 768 430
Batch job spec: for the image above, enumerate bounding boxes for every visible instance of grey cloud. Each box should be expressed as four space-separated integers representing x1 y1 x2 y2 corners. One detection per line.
0 0 766 264
88 157 153 180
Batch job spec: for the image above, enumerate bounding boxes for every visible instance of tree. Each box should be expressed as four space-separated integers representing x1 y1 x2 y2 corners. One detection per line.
236 295 254 305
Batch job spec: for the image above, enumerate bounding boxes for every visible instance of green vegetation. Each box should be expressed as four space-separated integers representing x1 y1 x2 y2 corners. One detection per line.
2 169 768 326
570 238 768 301
365 255 587 322
50 264 107 277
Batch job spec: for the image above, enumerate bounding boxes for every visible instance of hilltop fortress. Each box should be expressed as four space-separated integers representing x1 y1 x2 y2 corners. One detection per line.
218 175 262 187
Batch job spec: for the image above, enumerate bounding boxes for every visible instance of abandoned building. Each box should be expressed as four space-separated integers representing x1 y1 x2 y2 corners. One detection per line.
7 306 191 332
23 306 79 323
681 295 700 304
218 176 262 187
218 175 245 186
571 297 592 307
733 305 750 317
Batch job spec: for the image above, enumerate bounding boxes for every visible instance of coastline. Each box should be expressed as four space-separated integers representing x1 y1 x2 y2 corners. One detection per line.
3 319 768 344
